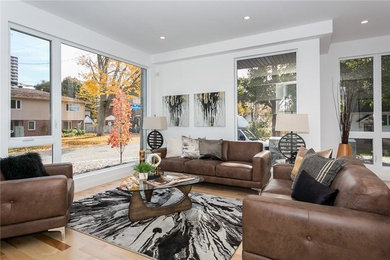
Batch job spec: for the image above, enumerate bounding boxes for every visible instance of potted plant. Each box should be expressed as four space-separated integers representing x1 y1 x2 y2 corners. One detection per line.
334 81 355 157
133 162 156 180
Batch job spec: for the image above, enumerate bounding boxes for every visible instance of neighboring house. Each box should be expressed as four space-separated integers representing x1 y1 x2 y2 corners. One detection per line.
10 87 86 137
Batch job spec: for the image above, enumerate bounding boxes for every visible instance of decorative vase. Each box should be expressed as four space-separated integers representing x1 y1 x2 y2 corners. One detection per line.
336 143 352 158
138 172 148 180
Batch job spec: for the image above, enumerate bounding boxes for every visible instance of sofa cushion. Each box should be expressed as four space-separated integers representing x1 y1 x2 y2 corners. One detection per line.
331 160 390 216
199 139 223 160
292 170 339 205
216 161 252 181
166 136 182 158
160 157 190 173
292 151 344 189
223 141 262 162
290 147 333 180
262 179 293 196
184 159 220 176
181 136 200 159
0 153 49 180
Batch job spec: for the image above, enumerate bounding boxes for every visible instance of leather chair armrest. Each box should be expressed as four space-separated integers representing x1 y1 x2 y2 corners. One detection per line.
243 195 390 260
0 176 68 226
273 163 294 180
152 148 167 158
44 163 73 179
252 150 272 189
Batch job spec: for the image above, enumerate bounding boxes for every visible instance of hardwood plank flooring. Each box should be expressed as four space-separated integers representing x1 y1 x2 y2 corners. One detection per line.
1 179 256 260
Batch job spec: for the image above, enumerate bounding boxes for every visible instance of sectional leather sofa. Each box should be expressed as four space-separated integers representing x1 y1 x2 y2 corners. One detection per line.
154 140 272 189
242 157 390 259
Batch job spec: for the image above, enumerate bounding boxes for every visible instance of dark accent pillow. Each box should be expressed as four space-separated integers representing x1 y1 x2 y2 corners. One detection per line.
199 139 223 160
292 170 339 205
292 150 344 189
0 152 49 180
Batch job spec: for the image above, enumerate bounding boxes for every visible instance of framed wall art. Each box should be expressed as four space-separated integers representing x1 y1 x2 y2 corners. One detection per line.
162 94 189 127
194 91 225 127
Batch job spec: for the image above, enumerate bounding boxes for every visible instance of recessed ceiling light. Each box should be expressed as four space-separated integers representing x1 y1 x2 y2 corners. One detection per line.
160 36 166 40
361 20 368 24
244 16 251 20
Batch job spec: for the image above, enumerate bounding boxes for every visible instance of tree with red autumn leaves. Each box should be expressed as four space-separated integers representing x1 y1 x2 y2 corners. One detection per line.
108 88 132 164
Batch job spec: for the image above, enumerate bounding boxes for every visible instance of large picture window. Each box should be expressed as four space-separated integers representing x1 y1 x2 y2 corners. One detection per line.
236 52 297 161
61 44 143 175
7 27 146 176
340 54 390 170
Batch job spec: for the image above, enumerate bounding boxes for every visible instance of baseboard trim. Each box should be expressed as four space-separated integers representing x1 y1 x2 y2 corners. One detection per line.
74 162 135 192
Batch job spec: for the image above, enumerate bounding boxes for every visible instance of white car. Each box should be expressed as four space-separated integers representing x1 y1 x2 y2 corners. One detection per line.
237 128 269 149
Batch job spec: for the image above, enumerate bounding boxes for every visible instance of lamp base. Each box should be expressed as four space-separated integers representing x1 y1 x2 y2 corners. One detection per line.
147 130 163 149
278 132 305 164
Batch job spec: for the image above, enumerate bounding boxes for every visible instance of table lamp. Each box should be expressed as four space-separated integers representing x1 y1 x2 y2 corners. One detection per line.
143 116 167 149
275 114 309 163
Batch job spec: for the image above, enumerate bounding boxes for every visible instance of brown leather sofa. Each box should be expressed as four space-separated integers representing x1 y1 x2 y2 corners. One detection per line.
242 157 390 260
0 163 74 240
154 140 272 189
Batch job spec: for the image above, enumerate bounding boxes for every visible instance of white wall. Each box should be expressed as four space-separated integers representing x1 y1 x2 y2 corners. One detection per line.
151 38 322 150
321 35 390 179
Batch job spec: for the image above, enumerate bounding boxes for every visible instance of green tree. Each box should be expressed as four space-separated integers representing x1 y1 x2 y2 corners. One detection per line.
78 54 141 136
62 76 82 98
34 80 50 92
382 55 390 112
237 61 296 137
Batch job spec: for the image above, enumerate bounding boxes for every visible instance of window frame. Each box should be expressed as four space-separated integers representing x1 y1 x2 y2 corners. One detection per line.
338 53 390 176
28 121 36 131
66 103 80 112
10 99 22 110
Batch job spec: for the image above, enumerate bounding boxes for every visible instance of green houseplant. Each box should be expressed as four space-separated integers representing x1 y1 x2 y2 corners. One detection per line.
134 162 156 179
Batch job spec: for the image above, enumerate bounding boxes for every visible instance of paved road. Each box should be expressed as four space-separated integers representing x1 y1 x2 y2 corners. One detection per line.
40 142 141 175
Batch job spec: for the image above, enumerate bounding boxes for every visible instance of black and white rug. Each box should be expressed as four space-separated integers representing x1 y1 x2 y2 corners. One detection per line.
68 188 242 260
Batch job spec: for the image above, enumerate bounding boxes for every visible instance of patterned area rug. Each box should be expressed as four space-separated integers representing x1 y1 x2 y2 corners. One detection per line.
68 188 242 260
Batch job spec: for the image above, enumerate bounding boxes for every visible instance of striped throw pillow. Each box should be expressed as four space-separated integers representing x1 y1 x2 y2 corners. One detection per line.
292 152 344 189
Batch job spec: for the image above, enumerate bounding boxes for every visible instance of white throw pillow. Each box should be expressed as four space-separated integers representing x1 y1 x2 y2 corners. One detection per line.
181 136 200 159
166 136 182 157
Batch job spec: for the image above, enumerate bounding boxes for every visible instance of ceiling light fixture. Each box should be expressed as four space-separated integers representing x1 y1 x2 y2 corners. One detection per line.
244 16 251 20
361 20 368 24
160 36 166 40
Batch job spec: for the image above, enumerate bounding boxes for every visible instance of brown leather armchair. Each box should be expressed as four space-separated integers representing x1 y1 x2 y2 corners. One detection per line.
242 157 390 260
0 163 74 240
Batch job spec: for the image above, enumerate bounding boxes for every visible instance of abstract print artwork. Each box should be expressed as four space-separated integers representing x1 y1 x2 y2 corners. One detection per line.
162 95 189 127
194 91 225 127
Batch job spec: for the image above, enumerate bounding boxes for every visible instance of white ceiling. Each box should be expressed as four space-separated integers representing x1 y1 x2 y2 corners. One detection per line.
25 1 390 54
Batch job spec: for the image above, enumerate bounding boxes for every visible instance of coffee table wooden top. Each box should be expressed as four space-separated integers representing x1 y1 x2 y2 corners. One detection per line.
119 171 203 192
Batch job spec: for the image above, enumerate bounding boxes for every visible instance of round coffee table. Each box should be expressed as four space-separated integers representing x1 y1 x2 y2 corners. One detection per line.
120 172 203 222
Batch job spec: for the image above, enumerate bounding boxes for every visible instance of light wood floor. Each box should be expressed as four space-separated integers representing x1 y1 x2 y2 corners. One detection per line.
0 180 258 260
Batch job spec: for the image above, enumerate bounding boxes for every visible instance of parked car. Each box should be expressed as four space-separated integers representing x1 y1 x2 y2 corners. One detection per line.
237 128 269 149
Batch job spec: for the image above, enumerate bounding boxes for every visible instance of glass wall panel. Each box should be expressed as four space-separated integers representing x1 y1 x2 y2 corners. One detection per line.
237 52 296 162
10 29 51 138
8 145 53 164
382 55 390 132
383 139 390 167
61 44 142 175
350 138 373 164
340 57 374 132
